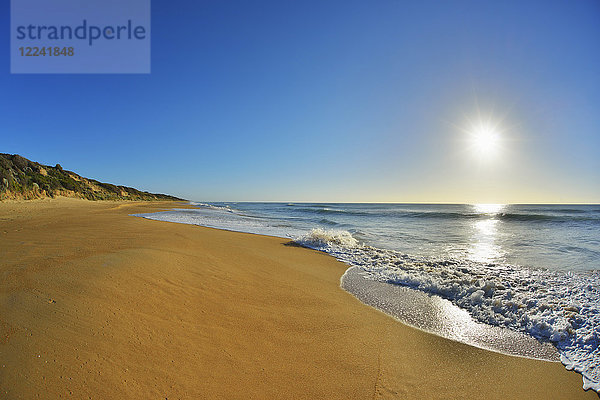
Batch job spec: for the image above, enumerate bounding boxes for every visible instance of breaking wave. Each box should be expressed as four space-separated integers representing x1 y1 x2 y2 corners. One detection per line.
190 202 237 213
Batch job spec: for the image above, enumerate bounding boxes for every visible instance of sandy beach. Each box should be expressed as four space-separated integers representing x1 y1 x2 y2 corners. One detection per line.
0 198 595 399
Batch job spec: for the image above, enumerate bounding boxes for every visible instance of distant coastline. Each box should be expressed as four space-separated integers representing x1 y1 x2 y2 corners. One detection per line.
0 153 183 201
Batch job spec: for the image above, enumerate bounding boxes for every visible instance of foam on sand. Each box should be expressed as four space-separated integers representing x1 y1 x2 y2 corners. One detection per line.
295 229 600 393
341 266 560 361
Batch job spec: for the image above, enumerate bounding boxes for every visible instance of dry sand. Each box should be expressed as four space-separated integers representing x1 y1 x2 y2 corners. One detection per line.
0 198 596 399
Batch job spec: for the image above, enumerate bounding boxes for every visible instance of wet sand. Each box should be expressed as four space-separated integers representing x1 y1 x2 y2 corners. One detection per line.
0 198 595 399
341 266 560 361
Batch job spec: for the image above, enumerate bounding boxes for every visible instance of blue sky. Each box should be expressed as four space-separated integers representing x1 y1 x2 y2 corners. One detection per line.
2 0 599 202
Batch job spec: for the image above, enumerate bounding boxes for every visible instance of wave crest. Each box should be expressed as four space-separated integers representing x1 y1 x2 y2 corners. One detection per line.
295 228 359 248
190 202 237 213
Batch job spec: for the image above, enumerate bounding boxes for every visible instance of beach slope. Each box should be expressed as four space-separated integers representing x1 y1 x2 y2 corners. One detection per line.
0 199 595 399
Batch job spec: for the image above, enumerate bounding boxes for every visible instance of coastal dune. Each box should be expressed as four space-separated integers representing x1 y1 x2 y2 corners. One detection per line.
0 199 595 399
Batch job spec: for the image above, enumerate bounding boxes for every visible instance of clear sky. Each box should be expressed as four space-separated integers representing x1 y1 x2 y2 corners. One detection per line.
2 0 599 203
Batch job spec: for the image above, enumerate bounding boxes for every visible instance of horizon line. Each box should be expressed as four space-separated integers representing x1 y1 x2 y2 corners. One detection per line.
186 200 600 205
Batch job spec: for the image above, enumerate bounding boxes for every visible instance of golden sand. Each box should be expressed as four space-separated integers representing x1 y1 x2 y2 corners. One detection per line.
0 198 595 399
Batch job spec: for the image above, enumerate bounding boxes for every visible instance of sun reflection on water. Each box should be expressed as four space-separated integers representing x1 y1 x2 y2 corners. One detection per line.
468 204 506 263
474 203 505 214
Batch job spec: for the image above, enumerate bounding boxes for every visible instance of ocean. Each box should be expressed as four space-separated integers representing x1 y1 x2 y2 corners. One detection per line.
134 202 600 392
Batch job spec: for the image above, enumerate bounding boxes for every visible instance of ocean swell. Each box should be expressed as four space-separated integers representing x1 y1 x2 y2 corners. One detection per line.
290 207 600 223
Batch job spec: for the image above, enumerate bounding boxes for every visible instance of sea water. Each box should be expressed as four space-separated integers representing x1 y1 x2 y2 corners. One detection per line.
134 202 600 392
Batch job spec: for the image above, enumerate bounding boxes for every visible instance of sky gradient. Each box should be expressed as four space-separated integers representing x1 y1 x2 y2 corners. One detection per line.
2 0 599 203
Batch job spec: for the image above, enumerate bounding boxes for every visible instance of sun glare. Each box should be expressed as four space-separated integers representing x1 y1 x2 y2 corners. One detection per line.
469 122 500 157
473 203 505 214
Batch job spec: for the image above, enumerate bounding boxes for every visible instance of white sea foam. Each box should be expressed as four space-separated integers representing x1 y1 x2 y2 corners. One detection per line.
296 228 359 248
295 231 600 393
190 202 237 212
133 207 308 239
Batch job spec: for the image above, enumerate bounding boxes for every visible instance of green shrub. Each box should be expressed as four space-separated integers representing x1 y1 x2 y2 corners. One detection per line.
12 154 29 170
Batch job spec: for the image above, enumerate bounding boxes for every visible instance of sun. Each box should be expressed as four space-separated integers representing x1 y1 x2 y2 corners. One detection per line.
471 123 499 153
467 121 501 158
455 107 511 162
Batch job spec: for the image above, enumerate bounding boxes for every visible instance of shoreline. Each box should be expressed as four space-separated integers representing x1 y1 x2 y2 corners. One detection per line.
0 198 596 398
138 204 562 363
340 266 561 362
